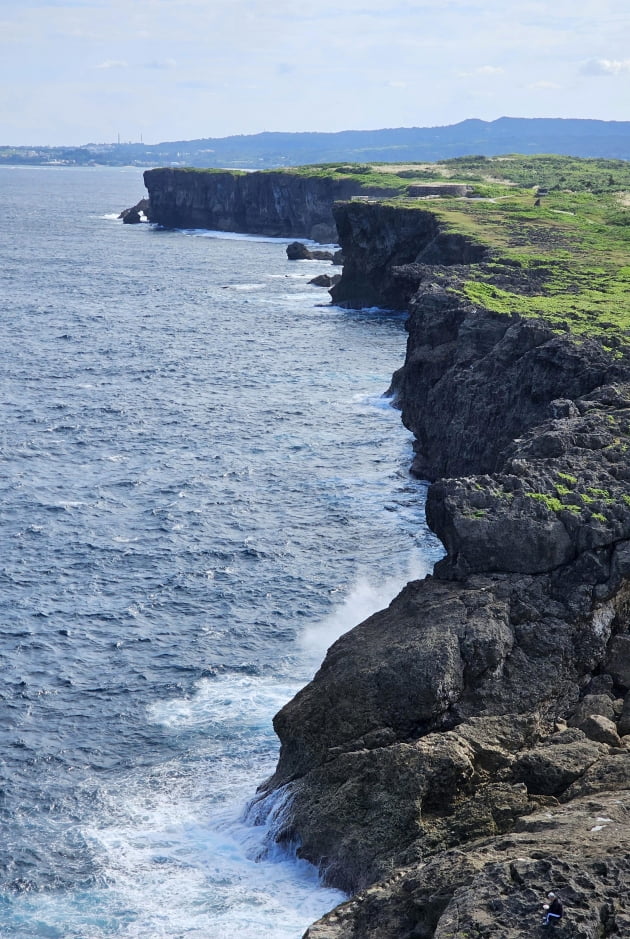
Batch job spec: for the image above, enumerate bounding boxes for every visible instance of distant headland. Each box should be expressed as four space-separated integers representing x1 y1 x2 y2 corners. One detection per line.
3 116 630 169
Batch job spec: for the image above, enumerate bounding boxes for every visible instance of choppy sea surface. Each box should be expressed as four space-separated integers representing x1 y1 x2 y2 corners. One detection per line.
0 166 442 938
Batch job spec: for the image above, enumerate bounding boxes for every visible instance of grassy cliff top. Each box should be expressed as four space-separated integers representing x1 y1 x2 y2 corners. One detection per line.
286 156 630 343
157 156 629 341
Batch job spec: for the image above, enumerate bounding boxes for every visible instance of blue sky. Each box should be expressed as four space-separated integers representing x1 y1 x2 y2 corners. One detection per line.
2 0 629 146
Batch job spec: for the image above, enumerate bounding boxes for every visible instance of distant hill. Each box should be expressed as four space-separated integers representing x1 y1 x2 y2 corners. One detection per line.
2 117 630 168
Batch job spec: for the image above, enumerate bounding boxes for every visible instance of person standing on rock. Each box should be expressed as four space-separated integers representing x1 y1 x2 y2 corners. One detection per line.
542 892 563 927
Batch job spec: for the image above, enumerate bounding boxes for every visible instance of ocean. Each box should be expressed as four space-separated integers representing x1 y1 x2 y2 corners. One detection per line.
0 165 442 938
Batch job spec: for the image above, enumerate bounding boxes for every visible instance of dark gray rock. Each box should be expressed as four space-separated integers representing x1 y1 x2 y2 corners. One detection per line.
144 167 397 241
287 241 335 261
567 694 616 727
577 714 621 746
510 741 601 795
258 202 630 934
309 274 341 288
605 634 630 689
304 793 630 939
119 198 150 223
619 692 630 736
287 241 313 260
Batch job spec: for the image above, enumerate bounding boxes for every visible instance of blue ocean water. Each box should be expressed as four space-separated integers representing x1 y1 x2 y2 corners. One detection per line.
0 166 442 938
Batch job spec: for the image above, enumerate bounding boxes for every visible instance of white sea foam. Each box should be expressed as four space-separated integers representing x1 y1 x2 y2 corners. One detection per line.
148 673 302 733
178 228 298 244
74 674 345 938
300 555 432 668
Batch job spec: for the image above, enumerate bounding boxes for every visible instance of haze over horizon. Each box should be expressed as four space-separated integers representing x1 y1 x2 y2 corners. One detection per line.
2 0 629 148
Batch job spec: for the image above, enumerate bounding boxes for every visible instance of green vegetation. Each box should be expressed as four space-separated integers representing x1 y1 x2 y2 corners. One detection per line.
555 484 573 496
525 492 581 514
464 508 488 519
281 154 630 344
586 487 611 499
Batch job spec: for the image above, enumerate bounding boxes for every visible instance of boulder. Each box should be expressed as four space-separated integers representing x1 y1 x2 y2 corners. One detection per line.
119 197 150 223
309 274 342 288
605 634 630 689
577 714 621 746
619 691 630 736
286 241 335 261
567 694 616 727
287 241 313 260
510 741 601 795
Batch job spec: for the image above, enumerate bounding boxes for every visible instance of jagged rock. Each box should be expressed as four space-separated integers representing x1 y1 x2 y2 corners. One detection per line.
119 198 150 223
619 692 630 736
304 793 630 939
144 167 396 240
577 714 621 746
287 241 335 261
567 694 616 727
309 274 341 288
329 202 488 309
605 634 630 689
261 200 630 935
562 752 630 798
587 673 615 695
387 281 625 480
287 241 312 260
510 740 602 795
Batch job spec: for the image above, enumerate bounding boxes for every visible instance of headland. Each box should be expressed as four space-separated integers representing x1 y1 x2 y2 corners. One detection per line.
140 155 630 938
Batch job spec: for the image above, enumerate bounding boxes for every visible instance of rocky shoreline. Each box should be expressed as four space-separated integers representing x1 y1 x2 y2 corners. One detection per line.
123 166 630 935
263 201 630 938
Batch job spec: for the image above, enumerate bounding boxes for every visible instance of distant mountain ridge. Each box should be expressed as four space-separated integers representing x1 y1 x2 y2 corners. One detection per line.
3 117 630 167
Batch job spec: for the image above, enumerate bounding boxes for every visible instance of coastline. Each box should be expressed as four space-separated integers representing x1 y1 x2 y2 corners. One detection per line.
137 164 630 937
272 204 630 936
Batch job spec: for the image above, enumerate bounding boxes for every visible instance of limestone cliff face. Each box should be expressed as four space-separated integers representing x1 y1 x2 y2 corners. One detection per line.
261 200 630 938
143 168 394 242
329 200 487 309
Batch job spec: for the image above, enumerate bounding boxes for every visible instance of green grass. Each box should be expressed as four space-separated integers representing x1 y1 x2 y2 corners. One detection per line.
526 492 581 514
288 156 630 342
170 155 630 343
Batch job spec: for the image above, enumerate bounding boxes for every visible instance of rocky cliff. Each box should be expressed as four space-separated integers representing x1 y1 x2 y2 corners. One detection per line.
261 201 630 938
143 168 396 242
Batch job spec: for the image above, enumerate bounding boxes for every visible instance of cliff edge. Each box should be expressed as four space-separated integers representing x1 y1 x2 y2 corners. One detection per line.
259 181 630 938
143 166 398 242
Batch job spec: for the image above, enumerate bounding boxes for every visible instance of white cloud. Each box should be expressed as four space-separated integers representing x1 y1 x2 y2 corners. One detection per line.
458 65 505 78
94 59 128 70
580 57 630 76
2 0 630 145
144 58 177 70
528 80 562 89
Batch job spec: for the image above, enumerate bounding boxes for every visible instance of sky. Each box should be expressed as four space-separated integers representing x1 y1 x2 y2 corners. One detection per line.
1 0 629 147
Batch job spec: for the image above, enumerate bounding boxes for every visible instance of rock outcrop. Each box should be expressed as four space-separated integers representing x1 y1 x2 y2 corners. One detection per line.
118 198 150 223
142 169 396 242
287 242 335 261
259 200 630 937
